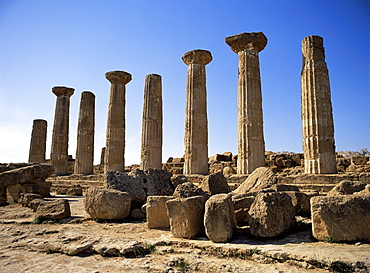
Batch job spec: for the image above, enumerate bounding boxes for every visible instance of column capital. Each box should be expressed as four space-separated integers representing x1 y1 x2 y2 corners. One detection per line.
52 86 75 97
182 49 212 65
105 71 132 84
302 35 325 61
225 32 267 53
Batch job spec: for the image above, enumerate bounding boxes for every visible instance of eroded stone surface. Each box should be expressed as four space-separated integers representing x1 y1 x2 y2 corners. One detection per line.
233 167 277 194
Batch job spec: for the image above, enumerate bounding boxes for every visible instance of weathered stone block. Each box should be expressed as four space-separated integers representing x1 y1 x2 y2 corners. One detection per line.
311 195 370 242
84 188 131 220
233 167 277 194
204 194 236 242
146 196 174 229
198 172 230 195
166 196 205 238
19 193 42 207
173 182 209 200
351 155 368 165
248 192 295 238
327 180 367 196
35 199 71 220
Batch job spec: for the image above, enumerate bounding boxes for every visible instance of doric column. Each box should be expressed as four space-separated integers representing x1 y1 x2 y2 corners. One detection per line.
225 32 267 175
28 119 47 163
182 49 212 175
301 35 337 174
104 71 132 172
74 91 95 175
100 147 106 166
140 74 163 170
50 86 74 175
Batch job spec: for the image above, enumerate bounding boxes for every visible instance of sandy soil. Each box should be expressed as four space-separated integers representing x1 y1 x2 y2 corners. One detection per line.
0 196 369 273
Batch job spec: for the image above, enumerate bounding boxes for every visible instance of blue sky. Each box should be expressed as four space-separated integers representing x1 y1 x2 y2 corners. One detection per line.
0 0 369 165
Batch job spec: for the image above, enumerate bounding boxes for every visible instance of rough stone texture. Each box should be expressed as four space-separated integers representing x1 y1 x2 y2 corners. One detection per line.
269 184 299 192
284 191 311 216
146 196 174 229
66 185 83 196
19 193 42 207
204 194 236 242
351 155 368 165
225 32 267 175
0 183 6 205
140 74 163 171
29 198 44 211
130 208 145 220
182 49 212 175
84 187 131 220
356 184 370 195
166 196 205 238
170 175 188 188
248 192 295 238
233 167 277 194
327 180 367 196
311 195 370 242
172 182 209 200
232 194 255 223
198 172 230 195
223 166 237 175
106 168 173 208
35 199 71 220
104 71 132 172
50 86 75 175
74 91 95 175
301 35 337 174
0 164 54 202
28 119 47 163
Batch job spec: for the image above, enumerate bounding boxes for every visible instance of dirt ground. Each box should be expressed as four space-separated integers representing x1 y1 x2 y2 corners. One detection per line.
0 196 369 273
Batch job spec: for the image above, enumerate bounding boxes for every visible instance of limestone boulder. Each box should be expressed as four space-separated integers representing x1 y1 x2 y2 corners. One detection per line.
146 196 174 229
351 155 368 165
30 198 45 211
284 191 311 216
19 193 42 207
233 167 277 194
0 163 54 185
311 195 370 242
198 172 230 195
171 175 188 188
84 188 131 220
66 185 83 196
327 180 367 196
248 192 295 238
35 199 71 220
173 182 209 200
166 196 205 238
231 194 255 223
355 184 370 195
223 166 236 175
130 208 145 220
204 194 236 242
106 168 173 208
269 184 299 192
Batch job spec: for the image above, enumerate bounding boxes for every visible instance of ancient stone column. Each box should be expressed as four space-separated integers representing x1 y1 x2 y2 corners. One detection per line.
28 119 47 163
50 86 74 175
104 71 132 172
100 147 106 166
74 91 95 175
182 49 212 175
301 35 337 174
225 32 267 175
140 74 163 171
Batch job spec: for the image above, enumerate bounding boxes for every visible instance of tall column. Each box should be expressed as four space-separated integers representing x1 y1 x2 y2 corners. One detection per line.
182 49 212 175
74 91 95 175
301 35 337 174
28 119 47 163
104 71 132 172
50 86 74 175
140 74 163 170
225 32 267 175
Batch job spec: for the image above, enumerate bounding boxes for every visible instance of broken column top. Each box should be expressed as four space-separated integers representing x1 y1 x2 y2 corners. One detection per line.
225 32 267 53
302 35 325 61
105 70 132 84
52 86 75 97
182 49 212 65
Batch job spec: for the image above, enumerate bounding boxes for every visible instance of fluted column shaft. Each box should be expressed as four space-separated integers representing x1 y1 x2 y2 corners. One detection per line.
29 119 47 163
51 86 74 175
182 50 212 175
301 35 337 174
105 71 132 172
140 74 163 170
74 91 95 174
225 32 267 174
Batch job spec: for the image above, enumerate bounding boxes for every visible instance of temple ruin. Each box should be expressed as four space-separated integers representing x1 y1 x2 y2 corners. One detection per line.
301 35 337 174
28 119 47 163
225 32 267 175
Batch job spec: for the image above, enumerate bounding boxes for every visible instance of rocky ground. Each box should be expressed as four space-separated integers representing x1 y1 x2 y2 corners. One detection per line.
0 196 369 273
